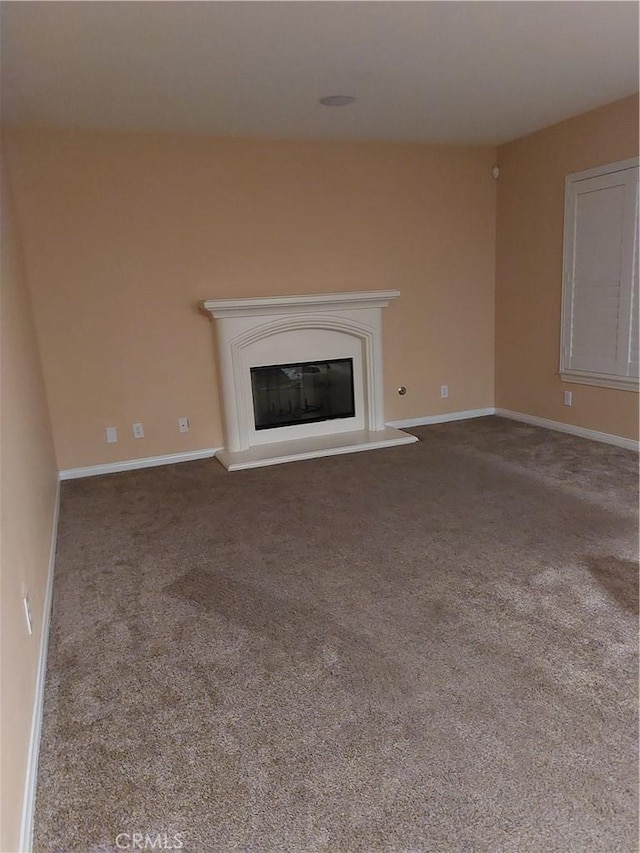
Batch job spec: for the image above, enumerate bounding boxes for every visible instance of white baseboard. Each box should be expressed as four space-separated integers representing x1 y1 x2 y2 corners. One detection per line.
494 408 639 451
19 478 61 853
386 406 637 451
57 409 638 482
386 408 496 429
59 448 221 480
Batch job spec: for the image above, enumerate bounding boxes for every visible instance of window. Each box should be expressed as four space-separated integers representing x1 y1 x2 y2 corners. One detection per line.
560 158 639 391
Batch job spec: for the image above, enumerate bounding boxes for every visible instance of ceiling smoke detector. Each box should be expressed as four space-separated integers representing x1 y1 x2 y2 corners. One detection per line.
319 95 356 106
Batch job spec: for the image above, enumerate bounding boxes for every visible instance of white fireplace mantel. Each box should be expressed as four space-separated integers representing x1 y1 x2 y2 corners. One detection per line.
203 289 402 318
202 290 417 470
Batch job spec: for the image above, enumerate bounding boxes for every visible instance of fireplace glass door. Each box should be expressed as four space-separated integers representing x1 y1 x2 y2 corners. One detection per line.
251 358 355 430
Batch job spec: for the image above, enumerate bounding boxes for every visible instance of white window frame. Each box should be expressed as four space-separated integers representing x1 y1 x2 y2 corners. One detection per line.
559 157 639 392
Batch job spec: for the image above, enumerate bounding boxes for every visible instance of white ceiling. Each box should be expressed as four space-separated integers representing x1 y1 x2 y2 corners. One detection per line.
1 1 638 145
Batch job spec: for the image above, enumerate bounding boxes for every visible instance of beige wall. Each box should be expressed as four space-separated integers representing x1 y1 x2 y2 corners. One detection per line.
495 95 639 440
5 129 497 470
0 153 58 852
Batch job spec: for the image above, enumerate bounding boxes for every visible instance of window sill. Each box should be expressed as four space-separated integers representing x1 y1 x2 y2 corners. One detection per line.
560 371 639 392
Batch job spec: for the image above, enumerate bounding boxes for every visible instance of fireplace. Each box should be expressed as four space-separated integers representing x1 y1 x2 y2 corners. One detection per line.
251 358 355 430
202 290 418 470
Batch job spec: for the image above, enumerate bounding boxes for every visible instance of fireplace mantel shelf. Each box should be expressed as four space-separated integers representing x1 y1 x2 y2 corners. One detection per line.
202 289 401 319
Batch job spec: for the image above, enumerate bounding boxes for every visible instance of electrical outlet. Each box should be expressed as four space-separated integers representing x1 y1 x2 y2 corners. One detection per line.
440 385 449 399
178 417 190 433
106 427 118 443
563 391 573 407
23 594 33 635
132 422 144 439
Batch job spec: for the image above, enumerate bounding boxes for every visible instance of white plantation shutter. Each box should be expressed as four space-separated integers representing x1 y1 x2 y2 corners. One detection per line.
560 159 639 390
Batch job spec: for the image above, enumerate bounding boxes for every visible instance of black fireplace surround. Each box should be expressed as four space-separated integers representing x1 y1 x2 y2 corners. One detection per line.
250 358 355 430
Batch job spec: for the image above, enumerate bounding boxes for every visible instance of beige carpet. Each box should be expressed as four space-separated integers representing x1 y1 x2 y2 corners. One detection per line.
34 417 638 852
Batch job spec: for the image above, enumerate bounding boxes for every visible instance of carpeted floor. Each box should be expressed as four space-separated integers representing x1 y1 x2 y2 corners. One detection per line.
34 417 639 853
